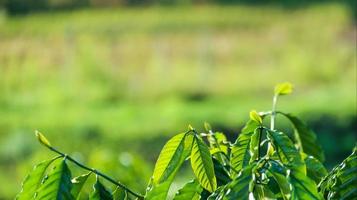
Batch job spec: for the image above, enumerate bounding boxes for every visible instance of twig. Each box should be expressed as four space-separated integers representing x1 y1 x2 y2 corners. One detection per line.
46 145 145 199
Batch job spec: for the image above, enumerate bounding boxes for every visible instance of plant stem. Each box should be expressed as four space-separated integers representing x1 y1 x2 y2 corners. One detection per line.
267 95 278 156
256 127 263 160
270 95 278 130
47 146 145 199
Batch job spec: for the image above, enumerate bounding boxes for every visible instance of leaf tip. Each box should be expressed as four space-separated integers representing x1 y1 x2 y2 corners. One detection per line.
249 110 262 124
274 82 293 96
35 130 51 147
188 124 195 131
204 122 212 132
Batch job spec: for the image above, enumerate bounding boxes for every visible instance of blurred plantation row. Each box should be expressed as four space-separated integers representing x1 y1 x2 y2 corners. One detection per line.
0 3 356 199
0 0 356 18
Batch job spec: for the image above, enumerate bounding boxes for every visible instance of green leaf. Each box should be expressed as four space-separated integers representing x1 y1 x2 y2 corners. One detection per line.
212 158 231 186
319 145 356 200
35 131 52 147
204 122 212 132
89 179 113 200
146 133 193 199
71 172 92 199
266 129 305 173
152 132 190 184
288 170 322 200
279 112 325 162
210 147 226 156
215 132 227 143
303 154 327 184
206 186 225 200
220 165 253 200
191 135 217 192
112 187 127 200
230 120 259 175
35 159 74 200
274 82 293 96
266 161 290 200
252 184 276 200
173 180 202 200
241 120 260 134
249 110 262 124
145 179 172 200
16 157 60 200
249 128 261 163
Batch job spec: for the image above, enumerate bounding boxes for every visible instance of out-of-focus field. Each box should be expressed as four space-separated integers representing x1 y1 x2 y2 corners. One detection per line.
0 3 356 199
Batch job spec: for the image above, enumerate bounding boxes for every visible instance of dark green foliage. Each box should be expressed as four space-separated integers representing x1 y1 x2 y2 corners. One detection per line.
318 146 357 200
304 155 328 184
230 120 259 176
266 129 305 173
212 158 231 186
173 180 202 200
16 156 60 200
280 112 325 162
90 179 113 200
288 170 322 199
112 186 128 200
213 165 253 200
16 84 356 199
35 160 73 200
71 173 92 199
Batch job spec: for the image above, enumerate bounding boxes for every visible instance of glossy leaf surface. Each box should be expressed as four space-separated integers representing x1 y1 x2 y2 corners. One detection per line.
230 120 259 175
280 112 325 162
112 187 127 200
267 129 305 173
173 180 202 200
16 157 59 200
35 160 74 200
191 135 217 192
89 179 113 200
71 172 92 199
152 132 189 184
288 170 321 200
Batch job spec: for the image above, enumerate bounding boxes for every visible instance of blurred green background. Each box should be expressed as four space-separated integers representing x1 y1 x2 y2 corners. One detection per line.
0 0 356 199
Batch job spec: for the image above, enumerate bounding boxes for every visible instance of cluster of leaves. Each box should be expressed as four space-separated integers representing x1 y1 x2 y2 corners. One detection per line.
17 83 356 200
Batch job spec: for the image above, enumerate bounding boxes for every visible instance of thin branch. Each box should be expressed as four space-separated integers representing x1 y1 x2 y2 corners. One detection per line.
270 95 278 130
47 146 145 199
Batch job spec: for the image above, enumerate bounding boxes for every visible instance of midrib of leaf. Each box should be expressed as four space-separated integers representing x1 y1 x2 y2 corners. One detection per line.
191 136 216 192
90 180 113 200
16 156 60 200
146 132 193 199
173 180 202 200
267 129 305 172
230 120 259 175
57 165 69 200
35 160 73 200
153 132 188 184
266 168 289 200
230 132 253 174
71 172 92 199
278 112 325 162
224 166 253 200
291 175 318 198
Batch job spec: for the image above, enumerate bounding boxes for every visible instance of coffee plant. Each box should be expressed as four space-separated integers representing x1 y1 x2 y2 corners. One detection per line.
16 83 356 200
